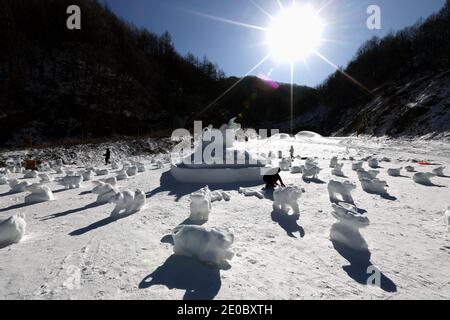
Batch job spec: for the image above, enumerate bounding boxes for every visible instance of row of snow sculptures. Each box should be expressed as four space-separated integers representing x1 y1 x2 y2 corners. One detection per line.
273 186 304 217
25 184 54 204
327 180 370 252
0 214 27 249
173 225 235 269
110 190 146 218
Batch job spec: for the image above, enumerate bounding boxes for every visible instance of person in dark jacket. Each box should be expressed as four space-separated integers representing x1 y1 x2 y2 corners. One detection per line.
104 148 111 165
263 167 286 190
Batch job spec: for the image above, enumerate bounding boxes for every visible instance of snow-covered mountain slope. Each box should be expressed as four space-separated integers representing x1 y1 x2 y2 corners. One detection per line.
0 135 448 300
333 70 450 139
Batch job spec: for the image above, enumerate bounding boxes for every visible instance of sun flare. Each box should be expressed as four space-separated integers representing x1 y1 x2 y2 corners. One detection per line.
267 5 325 63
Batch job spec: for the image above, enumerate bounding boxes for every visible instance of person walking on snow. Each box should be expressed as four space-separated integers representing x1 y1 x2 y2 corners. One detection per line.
290 146 295 160
104 148 111 165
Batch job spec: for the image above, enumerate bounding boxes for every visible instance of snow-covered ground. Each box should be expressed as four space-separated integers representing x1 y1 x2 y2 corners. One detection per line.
0 135 449 300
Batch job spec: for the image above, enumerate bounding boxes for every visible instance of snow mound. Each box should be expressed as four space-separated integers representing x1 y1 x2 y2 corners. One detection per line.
290 166 303 174
271 133 291 140
328 180 356 205
388 168 403 177
189 187 212 223
173 225 234 268
110 189 145 218
111 161 120 170
0 214 26 249
432 166 446 177
9 179 31 193
95 169 109 176
25 184 54 204
92 181 118 205
357 169 380 181
23 170 38 179
295 131 323 139
273 186 304 216
58 174 83 189
210 190 231 202
302 165 321 180
239 187 265 199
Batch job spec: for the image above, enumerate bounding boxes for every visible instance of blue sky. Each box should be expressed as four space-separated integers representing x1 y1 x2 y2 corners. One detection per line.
103 0 445 87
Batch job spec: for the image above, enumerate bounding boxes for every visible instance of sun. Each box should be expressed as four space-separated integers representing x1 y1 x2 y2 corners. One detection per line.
267 4 324 63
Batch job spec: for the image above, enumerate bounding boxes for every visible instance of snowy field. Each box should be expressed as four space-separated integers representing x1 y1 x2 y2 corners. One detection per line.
0 135 449 300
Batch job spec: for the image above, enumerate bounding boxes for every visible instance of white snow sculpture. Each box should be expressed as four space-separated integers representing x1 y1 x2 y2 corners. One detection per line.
444 207 450 231
0 168 10 175
330 203 370 251
38 173 53 183
135 162 146 173
360 178 389 195
330 157 338 168
111 161 120 170
387 167 403 177
305 158 318 168
302 165 321 180
291 166 303 174
92 181 118 204
126 166 138 177
405 166 415 172
24 170 38 179
14 166 24 174
0 214 26 249
413 172 436 186
110 189 145 218
156 161 164 169
24 184 54 204
81 170 95 182
210 190 231 202
332 163 345 177
101 177 117 187
239 187 265 199
9 179 31 193
432 167 446 177
116 169 129 181
357 169 379 181
173 225 234 268
95 169 109 176
279 158 291 171
328 180 356 205
55 166 64 174
189 187 212 223
0 175 9 185
368 158 379 168
58 174 83 189
352 161 364 171
273 186 304 216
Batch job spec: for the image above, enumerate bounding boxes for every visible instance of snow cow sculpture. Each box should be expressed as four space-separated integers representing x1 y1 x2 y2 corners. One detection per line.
302 165 321 180
110 189 146 218
279 158 291 171
58 174 83 189
101 177 117 187
0 213 27 249
413 172 436 186
360 178 389 195
330 156 338 169
116 169 129 181
81 170 95 182
25 184 54 204
0 175 9 185
92 181 118 204
273 186 304 216
357 169 379 181
24 170 38 179
38 173 53 183
327 180 356 205
387 167 403 177
332 163 345 177
432 167 446 177
126 166 138 177
172 225 234 268
189 187 212 223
